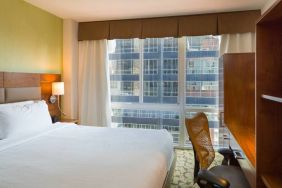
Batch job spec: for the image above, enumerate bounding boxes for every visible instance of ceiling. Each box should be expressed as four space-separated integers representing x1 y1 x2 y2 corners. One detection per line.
24 0 268 22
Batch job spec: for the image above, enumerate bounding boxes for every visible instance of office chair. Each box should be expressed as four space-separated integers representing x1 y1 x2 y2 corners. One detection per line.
185 112 250 188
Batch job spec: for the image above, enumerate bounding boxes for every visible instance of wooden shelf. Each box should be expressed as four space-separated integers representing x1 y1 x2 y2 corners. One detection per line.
262 95 282 103
256 0 282 187
261 174 282 188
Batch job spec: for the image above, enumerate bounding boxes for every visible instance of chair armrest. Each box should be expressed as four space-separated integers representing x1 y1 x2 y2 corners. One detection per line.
218 148 234 165
218 148 233 157
198 169 230 188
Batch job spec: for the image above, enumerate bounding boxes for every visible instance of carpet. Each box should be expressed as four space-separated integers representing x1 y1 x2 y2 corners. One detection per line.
170 149 223 188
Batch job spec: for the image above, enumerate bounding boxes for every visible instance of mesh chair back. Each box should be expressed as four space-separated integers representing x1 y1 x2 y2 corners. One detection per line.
186 112 215 170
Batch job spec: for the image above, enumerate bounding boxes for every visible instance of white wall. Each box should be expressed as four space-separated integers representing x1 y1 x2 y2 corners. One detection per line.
63 19 79 119
261 0 279 14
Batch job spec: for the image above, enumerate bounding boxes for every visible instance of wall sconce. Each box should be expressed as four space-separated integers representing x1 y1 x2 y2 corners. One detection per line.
50 82 66 116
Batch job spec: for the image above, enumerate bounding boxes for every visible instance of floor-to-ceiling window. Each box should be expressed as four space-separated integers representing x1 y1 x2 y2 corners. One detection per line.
184 36 221 146
108 36 224 147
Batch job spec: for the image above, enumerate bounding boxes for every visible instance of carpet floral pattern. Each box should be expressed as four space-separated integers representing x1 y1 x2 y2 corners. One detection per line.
170 149 223 188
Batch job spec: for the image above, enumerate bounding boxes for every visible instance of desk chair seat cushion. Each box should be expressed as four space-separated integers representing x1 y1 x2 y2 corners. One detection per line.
210 165 250 188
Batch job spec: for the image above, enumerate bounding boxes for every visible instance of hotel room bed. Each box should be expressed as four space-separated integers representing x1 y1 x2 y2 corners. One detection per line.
0 122 174 188
0 73 174 188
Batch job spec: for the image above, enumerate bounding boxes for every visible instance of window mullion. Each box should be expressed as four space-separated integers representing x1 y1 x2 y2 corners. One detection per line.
140 39 144 104
160 39 164 104
178 37 186 148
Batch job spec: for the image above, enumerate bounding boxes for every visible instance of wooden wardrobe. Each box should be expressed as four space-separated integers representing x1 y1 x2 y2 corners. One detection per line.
222 1 282 187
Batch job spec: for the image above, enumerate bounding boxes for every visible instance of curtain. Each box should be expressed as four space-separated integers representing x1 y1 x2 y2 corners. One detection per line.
220 32 255 56
78 40 111 126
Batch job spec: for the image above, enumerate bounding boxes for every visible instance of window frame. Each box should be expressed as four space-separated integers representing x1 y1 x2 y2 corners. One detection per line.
109 36 220 147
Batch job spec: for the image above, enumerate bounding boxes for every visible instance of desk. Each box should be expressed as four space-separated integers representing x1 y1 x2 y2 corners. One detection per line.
229 130 256 188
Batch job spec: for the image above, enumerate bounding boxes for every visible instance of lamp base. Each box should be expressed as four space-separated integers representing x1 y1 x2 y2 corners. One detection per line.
50 95 57 104
51 115 60 123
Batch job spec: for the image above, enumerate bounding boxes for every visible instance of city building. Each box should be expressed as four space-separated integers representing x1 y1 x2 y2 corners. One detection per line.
109 36 221 146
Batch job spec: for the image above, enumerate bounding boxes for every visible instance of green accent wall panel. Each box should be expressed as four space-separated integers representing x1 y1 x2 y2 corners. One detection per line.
0 0 63 73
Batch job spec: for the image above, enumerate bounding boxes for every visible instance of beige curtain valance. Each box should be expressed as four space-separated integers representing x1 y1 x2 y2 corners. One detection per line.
109 19 142 39
141 17 178 38
217 11 260 34
78 21 109 40
178 14 218 36
78 10 260 40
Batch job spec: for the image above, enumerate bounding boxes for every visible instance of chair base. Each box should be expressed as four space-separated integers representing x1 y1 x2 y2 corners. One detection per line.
210 165 250 188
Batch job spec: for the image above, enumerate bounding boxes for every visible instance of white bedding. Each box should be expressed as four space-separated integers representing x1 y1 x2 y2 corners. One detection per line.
0 123 174 188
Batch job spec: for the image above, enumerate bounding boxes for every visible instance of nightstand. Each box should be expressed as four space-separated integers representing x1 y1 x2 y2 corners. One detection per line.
60 118 79 124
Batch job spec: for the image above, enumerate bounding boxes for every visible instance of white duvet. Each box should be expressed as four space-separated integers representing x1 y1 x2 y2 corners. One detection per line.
0 123 174 188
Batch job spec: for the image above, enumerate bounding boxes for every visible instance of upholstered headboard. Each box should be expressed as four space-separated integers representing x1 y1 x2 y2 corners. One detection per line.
0 72 61 117
0 72 41 103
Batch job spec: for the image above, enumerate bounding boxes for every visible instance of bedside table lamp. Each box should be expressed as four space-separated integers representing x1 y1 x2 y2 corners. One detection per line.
50 82 66 116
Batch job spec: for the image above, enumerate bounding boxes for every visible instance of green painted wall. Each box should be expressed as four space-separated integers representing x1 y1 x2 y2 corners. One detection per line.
0 0 62 73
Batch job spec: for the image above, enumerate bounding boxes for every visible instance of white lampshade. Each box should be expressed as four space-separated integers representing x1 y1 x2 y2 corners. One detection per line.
52 82 64 96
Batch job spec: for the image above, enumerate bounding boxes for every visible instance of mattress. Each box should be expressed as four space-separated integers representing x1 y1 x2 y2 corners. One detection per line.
0 123 174 188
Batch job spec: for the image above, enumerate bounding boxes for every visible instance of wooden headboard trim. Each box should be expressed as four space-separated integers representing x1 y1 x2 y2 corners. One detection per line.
3 72 40 88
0 72 61 117
0 72 3 104
0 72 3 88
0 89 4 104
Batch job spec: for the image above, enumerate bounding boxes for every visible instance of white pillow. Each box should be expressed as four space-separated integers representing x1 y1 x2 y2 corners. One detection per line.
0 100 34 107
0 100 52 139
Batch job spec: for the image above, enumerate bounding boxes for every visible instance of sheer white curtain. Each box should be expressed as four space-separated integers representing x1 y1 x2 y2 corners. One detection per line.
78 40 111 126
220 32 256 55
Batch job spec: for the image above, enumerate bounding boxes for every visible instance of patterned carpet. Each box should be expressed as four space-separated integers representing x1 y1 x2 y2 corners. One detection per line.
170 149 223 188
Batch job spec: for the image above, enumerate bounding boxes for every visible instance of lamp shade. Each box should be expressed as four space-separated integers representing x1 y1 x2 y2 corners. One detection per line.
52 82 64 95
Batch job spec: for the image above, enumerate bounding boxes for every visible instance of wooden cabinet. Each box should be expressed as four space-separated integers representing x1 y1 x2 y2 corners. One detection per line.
220 53 256 187
256 0 282 187
221 1 282 187
221 53 256 167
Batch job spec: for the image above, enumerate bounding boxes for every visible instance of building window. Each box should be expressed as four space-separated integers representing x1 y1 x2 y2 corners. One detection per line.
186 36 219 108
163 81 178 96
141 38 179 104
144 59 158 75
144 38 159 53
163 59 178 75
108 36 221 147
110 60 139 75
163 38 178 52
144 81 158 96
111 81 118 89
115 39 139 53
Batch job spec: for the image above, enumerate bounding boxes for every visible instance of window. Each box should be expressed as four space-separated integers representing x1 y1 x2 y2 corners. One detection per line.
115 39 139 53
144 38 159 52
110 60 139 75
163 59 178 75
111 108 180 143
163 81 178 96
186 36 219 108
108 36 223 147
144 59 158 75
109 39 140 103
163 38 178 52
184 36 220 146
144 81 158 96
110 81 118 89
